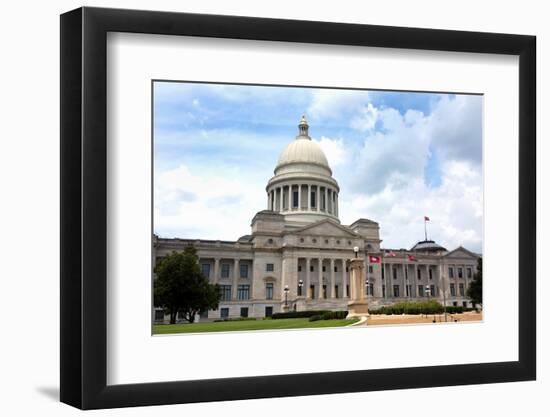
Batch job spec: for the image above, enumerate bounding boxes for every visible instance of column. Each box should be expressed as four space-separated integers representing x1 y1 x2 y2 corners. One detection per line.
298 184 302 210
335 193 338 216
307 184 311 210
278 187 283 212
330 259 335 298
324 187 328 212
287 185 292 211
305 258 311 299
213 258 220 284
414 263 418 297
342 259 348 298
232 259 240 300
318 258 323 299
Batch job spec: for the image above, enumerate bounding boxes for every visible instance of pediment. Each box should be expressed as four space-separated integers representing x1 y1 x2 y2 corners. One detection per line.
289 219 358 238
443 246 480 260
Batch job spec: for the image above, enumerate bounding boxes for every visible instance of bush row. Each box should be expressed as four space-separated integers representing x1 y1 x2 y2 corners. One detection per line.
271 310 331 320
369 300 444 315
309 311 349 322
213 317 257 322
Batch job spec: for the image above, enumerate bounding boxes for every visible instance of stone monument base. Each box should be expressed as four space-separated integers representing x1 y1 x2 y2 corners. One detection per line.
347 302 370 318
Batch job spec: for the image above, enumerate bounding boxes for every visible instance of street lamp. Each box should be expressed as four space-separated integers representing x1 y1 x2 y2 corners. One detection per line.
365 279 370 297
298 279 304 297
425 284 436 323
353 246 359 258
284 285 289 307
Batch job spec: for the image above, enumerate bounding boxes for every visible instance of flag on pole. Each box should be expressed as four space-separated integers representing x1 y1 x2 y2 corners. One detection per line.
424 216 430 221
386 250 396 257
407 255 417 262
369 255 381 263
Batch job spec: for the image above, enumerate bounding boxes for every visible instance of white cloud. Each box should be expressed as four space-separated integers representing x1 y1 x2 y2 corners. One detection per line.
350 103 379 131
314 136 347 168
154 164 266 240
307 89 369 121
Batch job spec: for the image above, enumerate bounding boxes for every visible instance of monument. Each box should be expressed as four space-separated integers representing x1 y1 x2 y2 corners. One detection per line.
347 247 370 318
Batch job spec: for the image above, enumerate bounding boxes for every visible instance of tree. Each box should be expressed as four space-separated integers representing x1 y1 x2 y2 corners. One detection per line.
467 257 482 309
154 246 221 324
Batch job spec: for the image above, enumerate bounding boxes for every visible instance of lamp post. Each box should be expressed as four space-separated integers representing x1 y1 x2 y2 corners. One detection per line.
426 284 435 323
365 279 369 297
284 285 289 307
353 246 359 258
298 279 304 297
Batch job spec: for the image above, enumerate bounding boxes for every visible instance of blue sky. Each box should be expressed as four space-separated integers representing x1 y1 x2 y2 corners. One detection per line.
154 81 483 253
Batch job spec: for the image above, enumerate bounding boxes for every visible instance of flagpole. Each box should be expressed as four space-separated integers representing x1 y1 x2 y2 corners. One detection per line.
424 218 428 241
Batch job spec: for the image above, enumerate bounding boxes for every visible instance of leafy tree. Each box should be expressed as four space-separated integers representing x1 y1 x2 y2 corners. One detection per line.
467 257 482 308
154 246 221 324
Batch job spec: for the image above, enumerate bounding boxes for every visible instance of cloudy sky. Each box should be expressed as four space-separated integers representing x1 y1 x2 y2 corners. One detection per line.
154 82 483 253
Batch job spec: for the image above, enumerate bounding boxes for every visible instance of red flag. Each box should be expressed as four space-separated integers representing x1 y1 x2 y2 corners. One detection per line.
369 255 380 264
386 250 396 257
424 216 430 221
407 255 416 262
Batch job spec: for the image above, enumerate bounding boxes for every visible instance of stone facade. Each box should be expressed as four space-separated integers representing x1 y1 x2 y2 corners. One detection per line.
153 117 479 322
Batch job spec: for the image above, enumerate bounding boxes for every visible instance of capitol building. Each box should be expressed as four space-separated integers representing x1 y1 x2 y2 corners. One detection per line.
153 117 479 321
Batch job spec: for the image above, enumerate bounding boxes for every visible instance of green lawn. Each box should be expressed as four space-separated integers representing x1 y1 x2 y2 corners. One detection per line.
153 317 359 334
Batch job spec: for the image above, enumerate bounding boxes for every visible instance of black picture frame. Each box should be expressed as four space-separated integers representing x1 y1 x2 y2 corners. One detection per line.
60 6 536 410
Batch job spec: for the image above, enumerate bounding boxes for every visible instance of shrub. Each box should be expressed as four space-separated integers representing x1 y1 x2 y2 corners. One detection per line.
309 311 348 322
213 317 257 322
272 310 331 320
369 300 444 315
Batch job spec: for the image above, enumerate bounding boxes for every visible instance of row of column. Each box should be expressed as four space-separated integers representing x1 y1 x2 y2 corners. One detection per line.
208 258 253 300
301 257 348 299
380 263 440 299
268 183 338 216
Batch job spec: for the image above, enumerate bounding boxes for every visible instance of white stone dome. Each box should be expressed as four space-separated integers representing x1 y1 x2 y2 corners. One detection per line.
274 116 331 174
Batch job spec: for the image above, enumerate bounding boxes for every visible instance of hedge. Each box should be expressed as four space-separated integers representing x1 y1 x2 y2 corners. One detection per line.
309 310 349 322
271 310 331 320
213 317 257 322
369 300 444 315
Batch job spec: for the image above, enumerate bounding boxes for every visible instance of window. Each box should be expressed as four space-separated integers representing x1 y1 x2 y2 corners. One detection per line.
382 285 386 298
265 306 273 317
392 267 397 280
368 265 373 273
406 284 411 297
336 240 340 244
430 285 435 296
382 267 385 279
221 263 230 278
458 267 463 278
405 267 408 280
459 283 465 296
346 267 349 272
322 285 327 298
429 268 433 280
266 263 274 272
325 239 329 244
309 285 315 298
297 282 303 296
467 267 472 278
393 285 400 297
293 191 299 208
334 266 338 272
368 283 374 296
417 269 422 280
322 265 326 272
463 301 468 307
237 285 250 300
266 283 273 300
312 238 317 243
240 263 248 278
300 238 304 243
220 308 229 319
453 301 458 307
418 285 424 297
448 267 454 278
346 284 350 297
311 191 316 208
219 285 232 301
450 283 456 296
240 307 249 318
335 285 339 298
267 238 274 244
310 265 314 272
201 263 211 278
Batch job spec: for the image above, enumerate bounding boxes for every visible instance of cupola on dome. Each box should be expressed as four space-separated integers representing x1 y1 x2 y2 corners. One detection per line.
275 116 331 174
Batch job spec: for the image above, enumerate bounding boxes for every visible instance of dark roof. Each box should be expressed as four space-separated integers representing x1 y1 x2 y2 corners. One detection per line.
411 240 447 253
